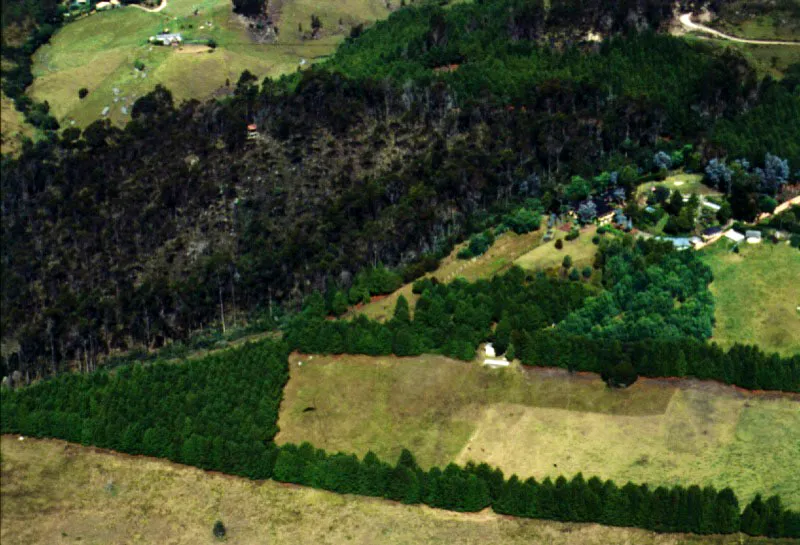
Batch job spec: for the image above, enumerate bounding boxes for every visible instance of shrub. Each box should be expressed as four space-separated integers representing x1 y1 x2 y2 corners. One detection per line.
565 229 579 241
562 255 572 269
213 520 226 539
457 247 473 260
581 266 592 279
568 268 580 281
134 59 145 71
208 39 217 49
592 235 600 245
78 87 88 99
602 361 638 388
555 239 563 250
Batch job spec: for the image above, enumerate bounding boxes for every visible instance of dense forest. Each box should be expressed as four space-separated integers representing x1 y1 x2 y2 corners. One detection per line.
2 0 799 380
2 339 797 538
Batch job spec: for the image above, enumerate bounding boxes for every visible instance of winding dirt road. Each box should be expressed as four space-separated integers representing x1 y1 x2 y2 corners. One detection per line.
679 13 800 46
129 0 167 13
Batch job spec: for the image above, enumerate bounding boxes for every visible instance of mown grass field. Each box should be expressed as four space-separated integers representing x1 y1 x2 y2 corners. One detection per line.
701 239 800 356
2 437 796 545
277 353 800 509
636 173 722 200
28 0 390 127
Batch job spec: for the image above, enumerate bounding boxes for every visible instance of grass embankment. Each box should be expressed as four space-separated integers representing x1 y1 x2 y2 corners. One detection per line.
277 353 800 509
701 240 800 356
2 437 796 545
354 228 545 321
28 0 390 127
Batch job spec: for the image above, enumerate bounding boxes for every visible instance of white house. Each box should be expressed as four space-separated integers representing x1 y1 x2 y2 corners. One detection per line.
152 33 183 46
482 343 509 368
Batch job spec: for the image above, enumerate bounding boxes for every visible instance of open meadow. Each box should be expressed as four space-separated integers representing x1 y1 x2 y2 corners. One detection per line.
28 0 390 126
1 436 797 545
277 353 800 509
701 239 800 356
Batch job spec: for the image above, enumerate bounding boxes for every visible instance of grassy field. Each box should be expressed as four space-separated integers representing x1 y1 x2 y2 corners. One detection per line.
277 353 800 508
28 0 390 127
514 225 599 272
701 239 800 356
3 437 797 545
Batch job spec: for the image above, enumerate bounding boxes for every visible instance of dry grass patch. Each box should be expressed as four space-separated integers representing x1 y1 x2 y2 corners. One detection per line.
2 437 794 545
0 92 33 155
277 354 800 508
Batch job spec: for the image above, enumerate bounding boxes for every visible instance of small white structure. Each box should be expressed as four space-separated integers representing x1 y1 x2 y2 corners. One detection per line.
725 230 745 243
96 1 112 9
101 106 110 116
745 230 762 240
152 32 183 46
702 201 721 212
483 343 509 368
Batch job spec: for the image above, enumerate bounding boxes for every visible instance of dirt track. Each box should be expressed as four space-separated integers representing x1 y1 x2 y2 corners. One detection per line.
679 13 800 46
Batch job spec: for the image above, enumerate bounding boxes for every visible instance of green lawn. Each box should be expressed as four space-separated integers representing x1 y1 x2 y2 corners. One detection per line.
5 437 791 545
28 0 390 127
701 240 800 356
636 172 722 200
277 353 800 508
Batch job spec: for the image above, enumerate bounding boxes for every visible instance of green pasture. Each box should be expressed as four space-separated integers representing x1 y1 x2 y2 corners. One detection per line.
701 239 800 356
27 0 390 127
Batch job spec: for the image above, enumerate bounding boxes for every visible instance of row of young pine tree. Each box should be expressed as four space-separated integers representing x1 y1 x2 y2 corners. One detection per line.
271 444 799 538
1 339 797 537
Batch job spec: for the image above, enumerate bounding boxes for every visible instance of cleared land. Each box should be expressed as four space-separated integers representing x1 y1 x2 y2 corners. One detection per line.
277 353 800 508
28 0 390 127
514 225 599 272
701 239 800 356
1 437 795 545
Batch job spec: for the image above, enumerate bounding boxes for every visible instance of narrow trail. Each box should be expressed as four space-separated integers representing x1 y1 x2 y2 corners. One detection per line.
678 13 800 46
129 0 167 13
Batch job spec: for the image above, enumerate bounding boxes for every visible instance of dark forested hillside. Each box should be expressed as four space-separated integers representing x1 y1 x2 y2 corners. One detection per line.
1 0 798 380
